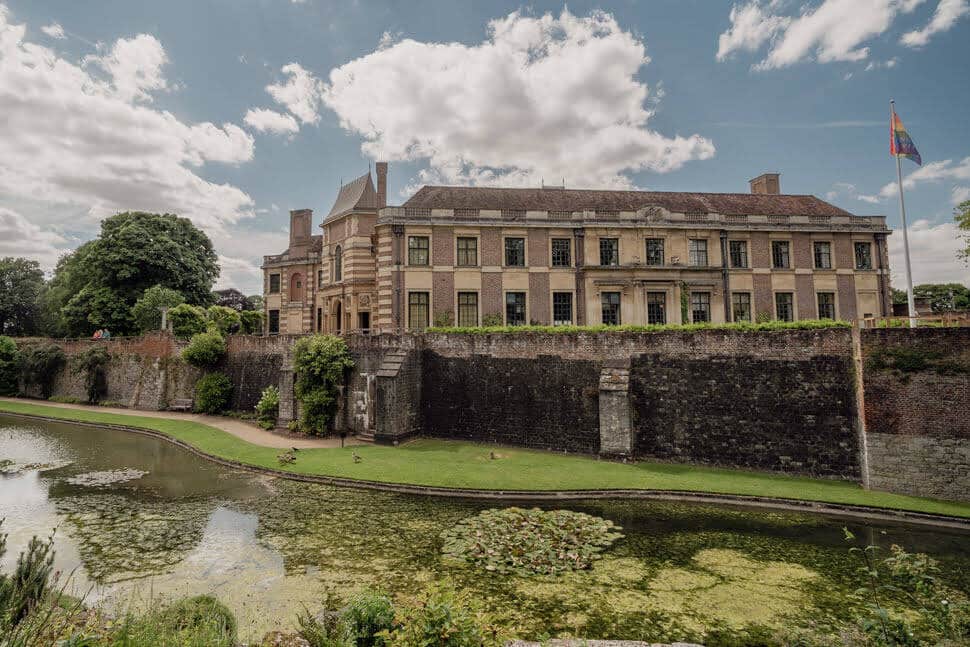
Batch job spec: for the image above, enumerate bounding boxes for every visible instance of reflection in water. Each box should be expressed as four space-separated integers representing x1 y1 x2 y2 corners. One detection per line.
0 414 968 641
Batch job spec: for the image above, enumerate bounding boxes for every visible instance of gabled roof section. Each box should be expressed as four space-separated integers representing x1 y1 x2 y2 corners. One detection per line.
326 172 381 220
403 186 854 217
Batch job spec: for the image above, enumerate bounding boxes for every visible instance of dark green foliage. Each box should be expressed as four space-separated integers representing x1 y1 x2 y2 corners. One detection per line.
61 286 134 336
955 199 969 265
240 310 263 334
168 304 207 339
379 586 500 647
181 331 226 368
158 595 237 643
679 281 690 323
0 336 20 396
193 373 233 414
428 320 852 335
20 344 66 399
131 285 185 333
0 521 56 630
246 294 263 311
867 346 969 375
255 385 279 429
206 305 241 335
292 335 354 435
343 590 396 647
0 257 45 336
297 593 353 647
480 313 503 327
72 346 110 403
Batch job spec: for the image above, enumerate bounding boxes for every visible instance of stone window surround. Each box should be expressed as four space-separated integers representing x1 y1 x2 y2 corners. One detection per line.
598 237 620 266
407 290 430 330
503 236 527 268
854 241 873 270
456 290 479 327
771 239 792 269
774 290 797 321
731 291 753 322
689 291 711 323
728 239 749 269
688 238 710 267
408 235 431 266
551 290 575 325
455 235 479 267
646 290 667 324
268 273 281 294
644 237 665 266
813 240 834 270
601 290 621 325
550 237 572 268
816 291 838 319
504 290 528 325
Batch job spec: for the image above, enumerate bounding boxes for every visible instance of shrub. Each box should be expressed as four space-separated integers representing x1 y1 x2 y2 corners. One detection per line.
255 385 280 429
379 586 500 647
21 344 66 399
113 595 237 647
131 285 185 333
343 590 396 647
206 305 241 335
434 311 454 327
0 523 56 630
240 310 264 335
481 313 503 327
0 336 20 396
292 335 354 435
72 346 110 403
182 331 226 368
168 304 207 339
297 593 353 647
193 372 233 414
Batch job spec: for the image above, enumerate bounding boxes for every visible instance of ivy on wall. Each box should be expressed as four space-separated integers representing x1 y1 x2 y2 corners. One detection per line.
292 335 354 435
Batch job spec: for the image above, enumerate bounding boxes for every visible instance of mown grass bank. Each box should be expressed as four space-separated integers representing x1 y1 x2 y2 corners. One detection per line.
2 399 969 519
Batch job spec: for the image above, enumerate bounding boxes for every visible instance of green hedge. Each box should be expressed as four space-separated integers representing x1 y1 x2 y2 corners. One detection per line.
193 372 233 414
426 319 852 335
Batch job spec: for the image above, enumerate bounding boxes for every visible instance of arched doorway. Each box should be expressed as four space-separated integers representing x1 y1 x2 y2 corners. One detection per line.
334 300 342 333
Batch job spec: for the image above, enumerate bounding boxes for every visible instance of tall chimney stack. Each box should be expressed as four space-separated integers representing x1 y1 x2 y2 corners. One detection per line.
749 173 781 195
376 162 388 208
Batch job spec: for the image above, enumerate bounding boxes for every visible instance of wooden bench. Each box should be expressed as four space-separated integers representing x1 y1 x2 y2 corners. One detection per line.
169 398 194 412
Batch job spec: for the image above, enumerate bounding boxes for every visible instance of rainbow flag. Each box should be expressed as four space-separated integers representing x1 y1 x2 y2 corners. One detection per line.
891 110 921 166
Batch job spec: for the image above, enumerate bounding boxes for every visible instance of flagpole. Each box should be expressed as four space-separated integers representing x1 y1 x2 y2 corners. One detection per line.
891 99 917 328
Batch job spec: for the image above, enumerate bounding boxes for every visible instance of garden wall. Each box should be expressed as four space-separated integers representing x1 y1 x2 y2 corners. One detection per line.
861 328 970 502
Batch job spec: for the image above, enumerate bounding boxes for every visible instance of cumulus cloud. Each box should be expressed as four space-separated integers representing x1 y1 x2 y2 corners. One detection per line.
0 207 67 267
265 62 323 125
320 9 714 189
901 0 969 46
40 22 64 39
825 182 883 205
716 0 930 69
0 6 255 241
889 219 970 285
876 157 970 202
244 108 300 135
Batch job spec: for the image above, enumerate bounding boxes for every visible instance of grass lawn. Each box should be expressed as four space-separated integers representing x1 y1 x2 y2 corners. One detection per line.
2 399 969 519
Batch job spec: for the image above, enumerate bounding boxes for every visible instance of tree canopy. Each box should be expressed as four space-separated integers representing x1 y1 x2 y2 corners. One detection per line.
892 283 970 312
957 199 970 265
0 258 45 335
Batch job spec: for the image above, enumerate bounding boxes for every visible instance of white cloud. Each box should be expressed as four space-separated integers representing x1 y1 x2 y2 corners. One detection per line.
877 157 970 201
716 2 791 61
889 219 969 285
266 62 323 125
901 0 969 46
716 0 928 69
0 207 66 267
826 182 883 204
321 9 715 189
40 22 64 39
0 4 256 269
244 108 300 135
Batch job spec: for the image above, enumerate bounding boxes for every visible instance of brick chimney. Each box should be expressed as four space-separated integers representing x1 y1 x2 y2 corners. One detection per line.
749 173 781 195
289 208 312 249
376 161 388 208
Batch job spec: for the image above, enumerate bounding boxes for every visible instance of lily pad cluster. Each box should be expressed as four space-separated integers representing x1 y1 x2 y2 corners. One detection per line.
440 507 623 576
65 468 148 487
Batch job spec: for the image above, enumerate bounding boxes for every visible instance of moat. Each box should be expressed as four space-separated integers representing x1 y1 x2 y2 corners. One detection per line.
2 414 969 643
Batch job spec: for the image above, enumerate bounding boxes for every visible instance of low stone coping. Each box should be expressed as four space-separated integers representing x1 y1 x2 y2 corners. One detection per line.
4 410 970 531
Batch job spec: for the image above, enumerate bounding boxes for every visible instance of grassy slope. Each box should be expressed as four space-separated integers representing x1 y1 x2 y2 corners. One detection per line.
2 400 969 518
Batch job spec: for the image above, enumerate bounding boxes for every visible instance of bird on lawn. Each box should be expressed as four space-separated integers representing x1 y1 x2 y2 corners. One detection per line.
353 451 362 464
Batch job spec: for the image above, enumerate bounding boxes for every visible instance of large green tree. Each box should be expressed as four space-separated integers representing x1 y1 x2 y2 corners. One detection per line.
48 213 219 336
0 257 45 335
914 283 970 312
957 199 970 265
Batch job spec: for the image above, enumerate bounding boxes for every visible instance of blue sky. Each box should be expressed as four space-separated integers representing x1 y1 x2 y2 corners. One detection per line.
1 0 968 294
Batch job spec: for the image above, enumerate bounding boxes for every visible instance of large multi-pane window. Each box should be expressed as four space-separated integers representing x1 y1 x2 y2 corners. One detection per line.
645 239 665 266
854 242 873 270
690 292 711 323
732 292 752 322
601 292 621 325
647 292 666 324
268 309 280 334
456 237 478 267
552 292 573 325
408 292 429 330
775 292 794 322
772 241 791 269
505 292 526 325
551 238 571 267
814 241 833 269
729 241 748 268
269 274 281 293
817 292 836 319
504 238 525 266
457 292 478 327
408 236 429 266
689 239 708 266
333 246 342 281
599 238 619 266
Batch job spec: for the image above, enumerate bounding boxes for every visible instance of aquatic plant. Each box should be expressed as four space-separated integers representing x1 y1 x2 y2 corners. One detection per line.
292 335 354 435
377 585 502 647
193 372 233 414
440 508 623 576
64 469 148 487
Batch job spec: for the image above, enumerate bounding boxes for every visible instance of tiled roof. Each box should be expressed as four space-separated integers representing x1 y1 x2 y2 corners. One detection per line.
402 186 854 217
326 173 382 219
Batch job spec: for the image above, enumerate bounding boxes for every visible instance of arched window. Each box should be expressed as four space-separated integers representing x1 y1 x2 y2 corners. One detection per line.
334 245 342 282
289 272 304 302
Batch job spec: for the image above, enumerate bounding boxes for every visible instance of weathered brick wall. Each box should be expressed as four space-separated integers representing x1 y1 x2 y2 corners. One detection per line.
222 335 293 411
862 328 970 501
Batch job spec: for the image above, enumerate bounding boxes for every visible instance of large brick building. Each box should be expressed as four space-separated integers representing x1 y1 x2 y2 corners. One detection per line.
263 166 891 334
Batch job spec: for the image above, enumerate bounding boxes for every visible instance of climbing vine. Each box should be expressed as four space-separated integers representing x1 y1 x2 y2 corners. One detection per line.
73 346 110 403
21 343 66 399
292 335 354 435
679 281 690 323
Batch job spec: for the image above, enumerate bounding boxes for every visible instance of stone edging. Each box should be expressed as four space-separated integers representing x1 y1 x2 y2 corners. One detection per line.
6 410 970 531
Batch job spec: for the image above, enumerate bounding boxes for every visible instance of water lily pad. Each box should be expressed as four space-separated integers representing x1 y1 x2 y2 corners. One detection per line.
65 469 148 487
440 507 623 576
